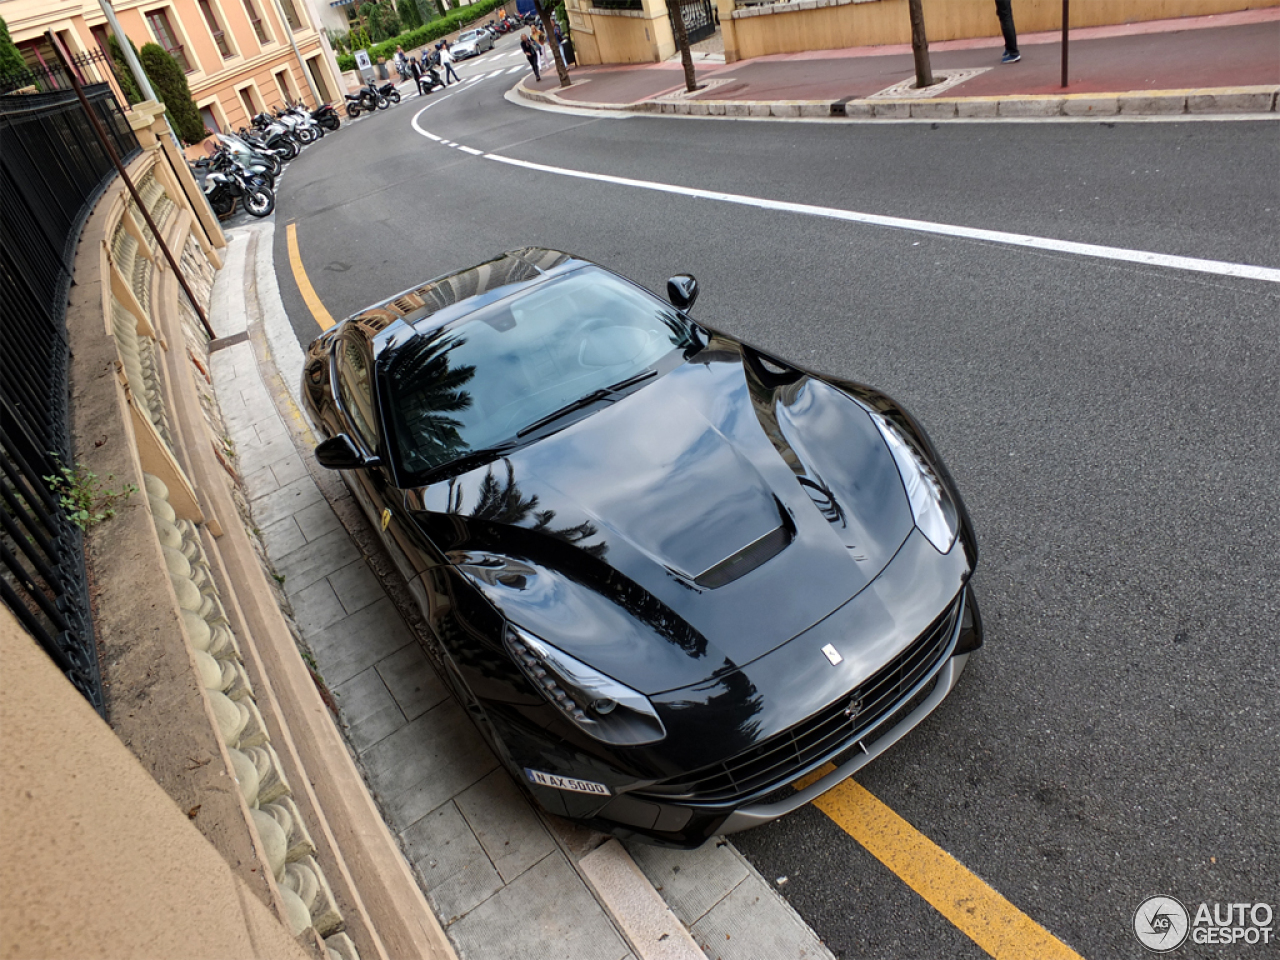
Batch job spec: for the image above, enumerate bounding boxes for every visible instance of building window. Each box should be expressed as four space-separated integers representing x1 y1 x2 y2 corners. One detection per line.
145 9 192 73
242 0 271 44
274 67 296 104
277 0 303 32
306 55 331 103
90 25 112 59
197 0 234 58
199 104 221 133
239 85 260 122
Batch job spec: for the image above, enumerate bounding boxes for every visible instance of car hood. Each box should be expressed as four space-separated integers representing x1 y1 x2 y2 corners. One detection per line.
408 337 916 694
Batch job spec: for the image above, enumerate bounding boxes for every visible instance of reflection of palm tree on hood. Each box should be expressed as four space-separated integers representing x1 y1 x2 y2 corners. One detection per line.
472 460 607 561
385 328 475 468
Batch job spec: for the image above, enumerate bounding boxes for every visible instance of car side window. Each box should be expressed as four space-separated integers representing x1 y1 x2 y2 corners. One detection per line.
335 337 380 452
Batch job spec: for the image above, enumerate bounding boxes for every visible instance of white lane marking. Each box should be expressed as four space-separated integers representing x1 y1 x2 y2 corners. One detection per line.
466 75 484 84
482 154 1280 284
506 65 525 75
409 101 1275 284
487 70 504 79
458 145 484 155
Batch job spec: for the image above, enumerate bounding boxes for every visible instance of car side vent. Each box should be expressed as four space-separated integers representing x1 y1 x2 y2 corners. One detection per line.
694 524 792 589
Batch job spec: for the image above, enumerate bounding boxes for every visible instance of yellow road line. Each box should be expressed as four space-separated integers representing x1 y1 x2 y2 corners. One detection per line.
794 765 1084 960
285 222 336 331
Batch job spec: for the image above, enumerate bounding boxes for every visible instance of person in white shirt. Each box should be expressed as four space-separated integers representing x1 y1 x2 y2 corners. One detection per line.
439 41 461 84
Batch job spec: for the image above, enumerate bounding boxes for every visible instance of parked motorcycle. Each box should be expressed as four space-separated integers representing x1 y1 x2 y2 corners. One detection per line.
209 145 274 189
375 80 401 105
343 83 387 117
202 164 275 219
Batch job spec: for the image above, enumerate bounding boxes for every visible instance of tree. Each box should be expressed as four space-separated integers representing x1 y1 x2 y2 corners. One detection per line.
0 16 26 76
907 0 935 89
138 42 207 144
363 2 397 42
667 0 697 94
396 0 422 30
106 33 143 105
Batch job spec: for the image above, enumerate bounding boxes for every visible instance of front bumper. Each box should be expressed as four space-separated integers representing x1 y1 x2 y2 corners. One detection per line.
577 582 978 847
499 528 980 846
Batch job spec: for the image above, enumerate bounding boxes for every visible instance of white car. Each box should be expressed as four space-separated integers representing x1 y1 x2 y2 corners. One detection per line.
452 29 494 59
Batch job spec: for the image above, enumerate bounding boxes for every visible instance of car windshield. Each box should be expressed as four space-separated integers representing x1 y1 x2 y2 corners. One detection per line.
382 268 697 482
459 31 478 41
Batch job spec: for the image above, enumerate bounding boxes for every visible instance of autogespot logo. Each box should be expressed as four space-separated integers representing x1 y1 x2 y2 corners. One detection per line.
1134 896 1190 953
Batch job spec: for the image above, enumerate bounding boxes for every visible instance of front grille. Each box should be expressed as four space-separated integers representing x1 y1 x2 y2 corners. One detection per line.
637 592 962 806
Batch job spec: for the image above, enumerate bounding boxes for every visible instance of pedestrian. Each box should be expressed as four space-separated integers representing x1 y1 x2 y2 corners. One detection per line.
408 55 425 95
394 45 408 79
439 40 461 84
995 0 1019 63
531 24 550 73
520 30 540 82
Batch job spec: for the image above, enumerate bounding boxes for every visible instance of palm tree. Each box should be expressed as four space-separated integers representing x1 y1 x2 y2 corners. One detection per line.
908 0 935 88
385 329 476 469
668 0 698 94
532 0 571 87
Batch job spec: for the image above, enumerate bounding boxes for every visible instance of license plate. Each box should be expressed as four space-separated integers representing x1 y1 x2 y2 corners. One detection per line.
525 768 611 796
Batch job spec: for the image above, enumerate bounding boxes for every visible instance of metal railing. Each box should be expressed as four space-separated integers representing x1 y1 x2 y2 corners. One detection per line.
0 82 140 716
0 47 122 98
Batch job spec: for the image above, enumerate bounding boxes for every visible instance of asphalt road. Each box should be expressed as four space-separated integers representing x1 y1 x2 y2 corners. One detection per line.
271 41 1280 960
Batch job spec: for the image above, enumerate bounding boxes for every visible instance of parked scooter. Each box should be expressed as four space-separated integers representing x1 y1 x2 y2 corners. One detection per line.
213 131 282 175
202 163 274 219
310 102 341 132
275 104 323 143
244 115 301 160
417 64 445 95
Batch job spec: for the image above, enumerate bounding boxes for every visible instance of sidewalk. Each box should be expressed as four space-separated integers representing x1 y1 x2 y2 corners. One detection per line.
206 221 836 960
518 9 1280 119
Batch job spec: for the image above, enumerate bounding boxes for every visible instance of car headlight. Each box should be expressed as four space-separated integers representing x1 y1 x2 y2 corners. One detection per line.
505 626 667 746
868 410 959 554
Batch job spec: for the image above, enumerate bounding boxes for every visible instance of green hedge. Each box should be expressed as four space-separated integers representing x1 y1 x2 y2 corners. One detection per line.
138 42 207 144
335 0 509 71
0 16 27 76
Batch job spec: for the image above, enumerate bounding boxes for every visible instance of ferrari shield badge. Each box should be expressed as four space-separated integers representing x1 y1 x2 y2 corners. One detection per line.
380 508 391 530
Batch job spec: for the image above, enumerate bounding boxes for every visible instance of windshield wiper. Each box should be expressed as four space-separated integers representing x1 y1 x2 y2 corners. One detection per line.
517 370 658 438
422 441 520 481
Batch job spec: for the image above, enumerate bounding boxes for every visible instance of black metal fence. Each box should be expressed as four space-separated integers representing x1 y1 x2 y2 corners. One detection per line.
1 82 140 716
0 46 123 98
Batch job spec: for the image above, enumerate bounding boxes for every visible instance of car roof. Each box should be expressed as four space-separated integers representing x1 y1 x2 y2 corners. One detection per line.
340 248 590 358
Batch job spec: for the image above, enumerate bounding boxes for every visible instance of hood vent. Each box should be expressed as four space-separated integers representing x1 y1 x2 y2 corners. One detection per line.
694 523 792 589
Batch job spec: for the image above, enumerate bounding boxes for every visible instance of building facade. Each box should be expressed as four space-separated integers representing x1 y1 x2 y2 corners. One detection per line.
3 0 344 142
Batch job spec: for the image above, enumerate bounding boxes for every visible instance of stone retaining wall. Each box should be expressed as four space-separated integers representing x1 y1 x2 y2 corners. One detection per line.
2 99 454 960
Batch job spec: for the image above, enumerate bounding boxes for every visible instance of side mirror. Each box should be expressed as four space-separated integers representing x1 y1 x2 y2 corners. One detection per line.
314 434 379 470
666 275 699 312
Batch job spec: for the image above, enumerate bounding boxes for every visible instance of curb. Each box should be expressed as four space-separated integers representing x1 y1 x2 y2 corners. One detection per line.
516 80 1280 120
